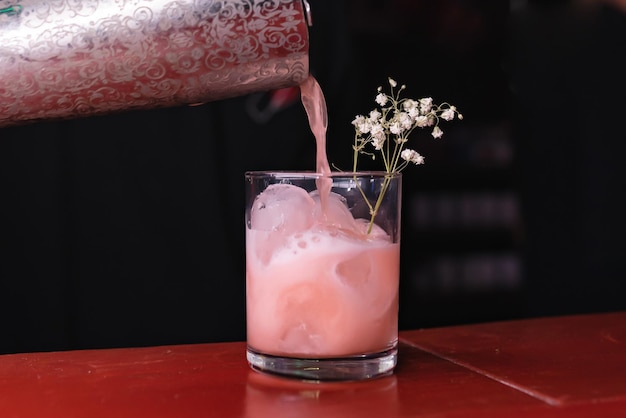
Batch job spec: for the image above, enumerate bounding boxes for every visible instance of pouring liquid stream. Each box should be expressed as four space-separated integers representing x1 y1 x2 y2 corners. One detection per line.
299 75 332 217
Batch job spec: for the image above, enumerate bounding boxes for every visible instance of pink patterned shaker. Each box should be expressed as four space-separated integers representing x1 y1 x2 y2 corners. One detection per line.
0 0 311 127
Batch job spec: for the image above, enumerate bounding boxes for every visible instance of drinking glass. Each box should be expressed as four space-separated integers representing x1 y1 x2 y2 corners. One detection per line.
245 171 402 381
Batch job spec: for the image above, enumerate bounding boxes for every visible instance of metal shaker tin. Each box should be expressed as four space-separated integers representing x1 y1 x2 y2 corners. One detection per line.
0 0 311 127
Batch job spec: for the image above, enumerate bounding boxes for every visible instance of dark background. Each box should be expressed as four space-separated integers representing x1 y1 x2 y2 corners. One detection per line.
1 0 625 354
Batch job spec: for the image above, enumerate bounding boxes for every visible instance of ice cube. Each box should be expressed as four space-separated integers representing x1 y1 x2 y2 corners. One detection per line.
276 282 342 355
334 245 399 319
250 184 315 234
335 252 373 290
310 190 359 232
354 218 391 241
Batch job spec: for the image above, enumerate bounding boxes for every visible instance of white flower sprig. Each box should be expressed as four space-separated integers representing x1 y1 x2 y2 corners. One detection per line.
351 77 462 174
351 77 462 233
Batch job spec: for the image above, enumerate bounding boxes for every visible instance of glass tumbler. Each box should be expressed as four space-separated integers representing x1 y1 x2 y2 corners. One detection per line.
245 171 402 381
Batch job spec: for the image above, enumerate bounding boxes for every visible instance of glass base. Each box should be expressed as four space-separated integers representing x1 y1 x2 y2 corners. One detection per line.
246 345 398 382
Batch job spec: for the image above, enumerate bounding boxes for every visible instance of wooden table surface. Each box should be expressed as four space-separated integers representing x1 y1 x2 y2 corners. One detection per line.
1 311 625 417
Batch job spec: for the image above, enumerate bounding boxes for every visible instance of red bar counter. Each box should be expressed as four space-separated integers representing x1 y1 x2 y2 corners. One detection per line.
1 312 625 417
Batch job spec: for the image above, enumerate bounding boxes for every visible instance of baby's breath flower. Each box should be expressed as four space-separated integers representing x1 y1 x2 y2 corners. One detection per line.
440 106 457 121
403 99 418 111
369 109 381 121
370 124 386 149
419 97 433 113
351 78 461 174
431 126 443 139
414 115 430 128
400 149 425 165
389 121 403 135
351 77 462 232
399 112 412 130
375 93 388 106
407 107 420 119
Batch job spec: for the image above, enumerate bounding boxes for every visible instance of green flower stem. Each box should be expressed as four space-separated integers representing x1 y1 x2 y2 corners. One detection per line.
352 134 395 235
354 173 393 235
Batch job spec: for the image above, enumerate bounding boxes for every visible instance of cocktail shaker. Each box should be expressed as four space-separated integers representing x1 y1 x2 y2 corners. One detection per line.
0 0 311 127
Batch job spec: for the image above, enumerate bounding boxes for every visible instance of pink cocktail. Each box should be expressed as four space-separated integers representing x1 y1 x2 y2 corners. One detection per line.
245 172 401 381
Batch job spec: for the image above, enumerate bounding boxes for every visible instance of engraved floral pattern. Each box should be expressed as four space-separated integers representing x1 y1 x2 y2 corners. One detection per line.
0 0 309 126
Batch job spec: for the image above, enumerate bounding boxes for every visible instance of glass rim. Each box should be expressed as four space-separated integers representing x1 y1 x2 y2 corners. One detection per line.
245 170 402 179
